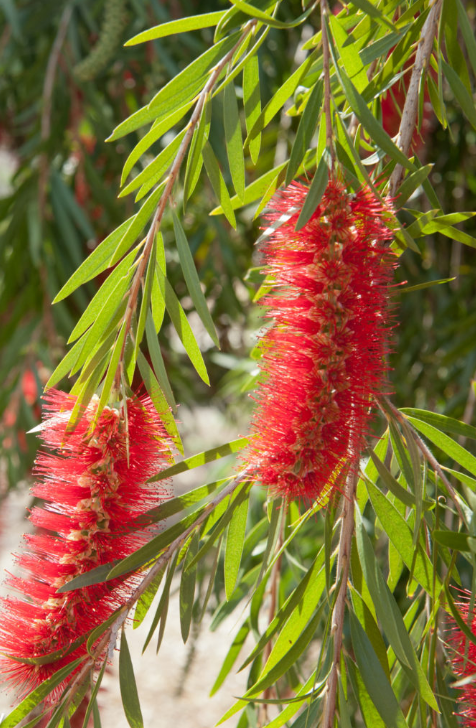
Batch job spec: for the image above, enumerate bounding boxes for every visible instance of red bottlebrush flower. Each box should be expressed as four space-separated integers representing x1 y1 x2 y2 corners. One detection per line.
448 590 476 727
0 389 173 700
247 179 395 503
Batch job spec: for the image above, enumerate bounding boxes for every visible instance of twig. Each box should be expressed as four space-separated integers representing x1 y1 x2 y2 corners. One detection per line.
114 21 256 385
388 0 443 196
321 0 335 169
378 396 466 523
459 371 476 447
321 468 358 728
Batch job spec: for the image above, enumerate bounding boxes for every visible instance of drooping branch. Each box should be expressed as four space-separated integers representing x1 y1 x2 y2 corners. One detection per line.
388 0 443 196
115 21 256 384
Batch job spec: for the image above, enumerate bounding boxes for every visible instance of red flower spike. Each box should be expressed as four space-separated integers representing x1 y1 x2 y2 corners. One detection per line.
448 590 476 728
247 179 396 504
0 390 173 700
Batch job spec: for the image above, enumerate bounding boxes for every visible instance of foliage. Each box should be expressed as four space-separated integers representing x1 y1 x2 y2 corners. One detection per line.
1 0 476 726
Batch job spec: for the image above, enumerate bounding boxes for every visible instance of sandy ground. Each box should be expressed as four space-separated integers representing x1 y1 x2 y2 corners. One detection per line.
0 406 252 727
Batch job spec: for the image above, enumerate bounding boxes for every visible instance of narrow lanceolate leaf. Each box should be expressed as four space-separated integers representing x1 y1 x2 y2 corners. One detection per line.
442 60 476 131
295 157 328 231
456 0 476 79
119 631 144 728
225 493 249 599
338 67 415 171
149 34 241 111
433 530 476 552
149 437 248 482
137 351 183 455
81 660 107 728
109 185 164 266
211 621 250 696
53 218 133 302
180 533 199 643
134 238 157 359
155 263 210 384
138 479 227 529
401 409 476 441
121 101 194 186
1 658 85 728
224 80 245 201
245 51 317 145
142 553 178 653
93 323 127 425
395 165 432 207
285 80 323 187
125 11 226 45
243 51 261 165
184 98 211 203
172 208 219 347
119 130 186 199
350 613 408 728
145 313 176 412
400 277 455 293
202 142 237 228
406 416 476 477
365 479 442 597
68 247 137 343
133 565 166 630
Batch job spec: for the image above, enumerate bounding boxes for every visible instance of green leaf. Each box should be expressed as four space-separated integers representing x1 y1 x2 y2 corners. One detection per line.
133 566 166 630
396 165 432 206
433 530 476 551
224 80 245 201
243 51 261 165
365 479 442 597
285 80 323 187
1 659 85 728
119 130 186 199
149 34 240 111
119 630 144 728
229 0 317 29
224 491 249 599
350 0 396 29
294 157 328 231
245 51 317 145
109 185 164 266
155 263 210 384
172 208 219 347
401 409 476 441
406 416 476 477
53 218 133 302
366 452 418 509
338 67 415 171
210 621 250 696
125 12 225 45
93 323 127 425
145 313 176 412
68 248 137 343
149 437 248 481
349 612 408 728
202 141 237 228
142 553 178 653
180 533 199 642
137 351 183 455
442 59 476 130
355 510 439 710
350 587 390 679
184 98 211 203
134 240 157 360
121 101 194 186
107 506 208 581
187 481 251 571
456 0 476 79
46 336 85 390
400 277 455 293
81 660 107 728
329 15 368 93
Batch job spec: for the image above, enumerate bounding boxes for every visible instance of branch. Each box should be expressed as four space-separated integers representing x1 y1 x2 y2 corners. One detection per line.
388 0 443 196
115 21 256 383
321 468 358 728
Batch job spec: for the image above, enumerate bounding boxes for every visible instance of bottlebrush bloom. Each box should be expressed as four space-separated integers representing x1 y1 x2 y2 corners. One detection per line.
247 179 395 503
448 590 476 727
0 389 173 700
